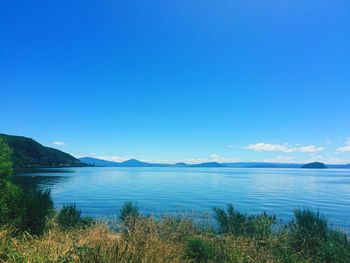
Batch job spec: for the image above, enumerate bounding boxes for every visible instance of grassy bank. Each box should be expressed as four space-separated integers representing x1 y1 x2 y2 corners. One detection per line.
1 202 350 263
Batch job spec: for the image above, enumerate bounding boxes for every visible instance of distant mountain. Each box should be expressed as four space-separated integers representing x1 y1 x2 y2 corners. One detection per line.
120 159 151 167
223 162 303 168
78 157 169 167
79 157 119 167
302 162 327 169
174 162 189 167
79 156 350 169
0 134 85 168
190 162 227 168
327 164 350 169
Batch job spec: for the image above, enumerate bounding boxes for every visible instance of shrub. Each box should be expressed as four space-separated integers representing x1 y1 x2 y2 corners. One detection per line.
185 237 215 262
57 204 93 230
1 137 53 235
24 189 53 235
213 204 276 240
119 202 140 223
0 180 53 235
289 208 350 262
0 179 26 230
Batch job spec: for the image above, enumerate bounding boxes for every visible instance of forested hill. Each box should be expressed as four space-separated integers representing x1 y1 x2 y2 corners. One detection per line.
0 134 84 168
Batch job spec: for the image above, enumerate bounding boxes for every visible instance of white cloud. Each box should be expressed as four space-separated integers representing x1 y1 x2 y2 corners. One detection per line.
243 143 323 153
323 156 350 164
336 139 350 153
52 141 67 146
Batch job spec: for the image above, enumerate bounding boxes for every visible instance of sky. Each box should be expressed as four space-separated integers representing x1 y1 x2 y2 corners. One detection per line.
1 0 350 164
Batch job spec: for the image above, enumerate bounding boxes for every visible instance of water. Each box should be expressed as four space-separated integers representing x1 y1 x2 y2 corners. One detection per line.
14 167 350 231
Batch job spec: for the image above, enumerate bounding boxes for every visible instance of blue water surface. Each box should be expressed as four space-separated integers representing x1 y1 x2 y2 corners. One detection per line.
14 167 350 231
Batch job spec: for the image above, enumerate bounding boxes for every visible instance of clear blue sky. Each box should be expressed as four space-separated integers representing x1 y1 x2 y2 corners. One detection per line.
1 0 350 164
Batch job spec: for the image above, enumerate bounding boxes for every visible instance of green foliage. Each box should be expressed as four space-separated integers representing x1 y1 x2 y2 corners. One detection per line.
185 237 215 262
24 190 53 235
0 134 83 168
0 180 53 235
289 208 350 262
290 209 328 254
57 204 93 230
119 201 140 222
0 179 26 229
0 138 13 178
213 204 276 240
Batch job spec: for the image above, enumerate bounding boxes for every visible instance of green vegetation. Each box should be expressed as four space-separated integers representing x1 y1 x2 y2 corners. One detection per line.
119 201 140 222
0 133 84 167
1 139 350 262
0 138 13 177
289 209 350 262
213 204 276 240
0 138 54 234
185 238 215 262
1 202 349 262
57 204 93 230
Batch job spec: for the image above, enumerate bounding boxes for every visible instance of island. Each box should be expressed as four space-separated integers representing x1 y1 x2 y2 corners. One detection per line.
301 162 327 169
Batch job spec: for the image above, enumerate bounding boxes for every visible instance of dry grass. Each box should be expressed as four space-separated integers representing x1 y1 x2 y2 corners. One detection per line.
0 217 316 263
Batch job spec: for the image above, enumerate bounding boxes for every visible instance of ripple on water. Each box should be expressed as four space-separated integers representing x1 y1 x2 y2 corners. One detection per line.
14 167 350 232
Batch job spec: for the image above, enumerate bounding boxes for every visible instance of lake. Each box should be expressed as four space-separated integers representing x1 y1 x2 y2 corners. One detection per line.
14 167 350 231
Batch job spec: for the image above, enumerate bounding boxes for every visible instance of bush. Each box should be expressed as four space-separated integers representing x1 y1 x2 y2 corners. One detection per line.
119 202 140 223
213 204 276 240
289 208 350 262
185 237 215 262
1 142 53 235
57 204 93 230
24 190 53 235
0 179 26 230
0 180 54 235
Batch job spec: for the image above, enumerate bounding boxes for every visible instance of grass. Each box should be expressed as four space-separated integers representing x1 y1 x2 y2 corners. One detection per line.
0 204 349 263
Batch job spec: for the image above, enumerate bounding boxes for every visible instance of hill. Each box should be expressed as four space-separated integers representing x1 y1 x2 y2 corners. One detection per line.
79 157 119 167
223 162 302 168
301 162 327 169
190 162 227 168
120 159 151 167
78 157 169 167
79 157 350 169
0 134 84 168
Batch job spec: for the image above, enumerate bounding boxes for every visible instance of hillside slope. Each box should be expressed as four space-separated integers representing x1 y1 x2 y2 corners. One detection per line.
0 134 84 168
301 162 327 169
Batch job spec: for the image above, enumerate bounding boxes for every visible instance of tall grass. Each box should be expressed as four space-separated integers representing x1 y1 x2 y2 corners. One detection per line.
0 203 349 262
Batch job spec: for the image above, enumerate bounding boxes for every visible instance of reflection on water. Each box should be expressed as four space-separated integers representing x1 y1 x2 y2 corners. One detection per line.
13 167 350 232
13 168 74 192
12 175 69 192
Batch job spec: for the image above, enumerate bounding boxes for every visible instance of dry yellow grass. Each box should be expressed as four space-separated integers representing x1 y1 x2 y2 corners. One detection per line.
0 218 307 263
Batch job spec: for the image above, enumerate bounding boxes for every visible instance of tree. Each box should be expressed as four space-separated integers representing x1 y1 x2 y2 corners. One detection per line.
0 138 13 177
